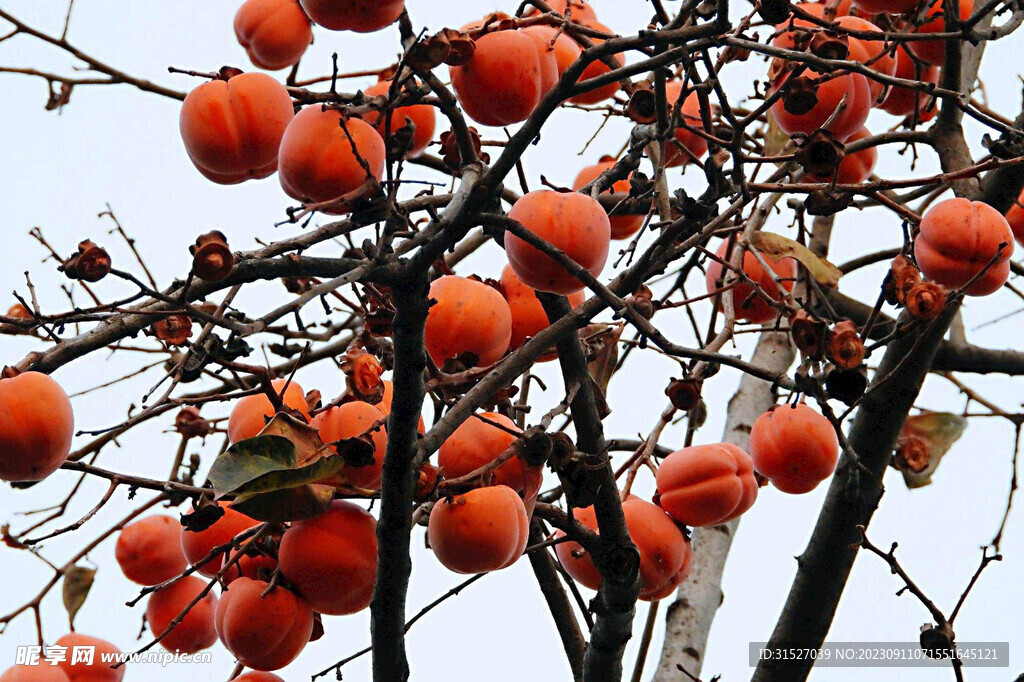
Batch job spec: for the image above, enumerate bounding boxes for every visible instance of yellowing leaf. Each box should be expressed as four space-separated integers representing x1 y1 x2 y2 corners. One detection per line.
750 232 842 288
763 110 792 160
63 565 96 628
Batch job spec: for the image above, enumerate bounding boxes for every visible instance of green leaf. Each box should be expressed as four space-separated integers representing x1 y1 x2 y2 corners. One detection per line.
230 484 336 523
750 231 843 288
62 565 96 629
899 412 968 489
208 435 298 494
208 413 365 522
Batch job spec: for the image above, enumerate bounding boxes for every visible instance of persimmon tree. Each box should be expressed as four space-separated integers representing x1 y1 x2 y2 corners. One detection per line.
1 1 1024 681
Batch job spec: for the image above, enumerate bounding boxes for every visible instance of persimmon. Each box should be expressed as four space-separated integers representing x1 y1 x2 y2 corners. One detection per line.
914 198 1014 296
656 443 758 527
278 107 386 213
180 502 260 577
439 412 525 490
572 157 645 239
310 400 387 490
555 496 692 601
852 0 917 13
234 0 313 71
428 485 529 574
663 82 709 167
234 675 285 682
221 531 279 585
569 20 622 105
809 126 876 184
907 0 975 65
522 25 582 81
362 79 436 157
774 8 895 101
1005 188 1024 244
179 71 293 184
146 575 218 654
525 0 599 21
54 634 124 681
5 304 30 319
505 190 611 295
0 667 69 682
812 0 856 15
278 500 377 615
450 27 545 126
299 0 404 32
704 240 797 323
749 403 839 494
115 515 187 586
227 378 310 444
0 370 74 483
880 45 939 118
215 578 313 671
379 379 425 432
771 70 871 142
424 275 513 368
500 264 584 360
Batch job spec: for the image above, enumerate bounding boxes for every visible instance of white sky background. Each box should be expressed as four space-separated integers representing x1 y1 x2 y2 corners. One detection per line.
0 1 1022 680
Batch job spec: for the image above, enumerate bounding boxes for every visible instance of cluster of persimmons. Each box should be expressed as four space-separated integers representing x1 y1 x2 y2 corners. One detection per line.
2 0 1023 678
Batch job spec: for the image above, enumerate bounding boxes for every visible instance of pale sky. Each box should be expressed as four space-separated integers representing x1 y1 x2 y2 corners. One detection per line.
0 1 1022 681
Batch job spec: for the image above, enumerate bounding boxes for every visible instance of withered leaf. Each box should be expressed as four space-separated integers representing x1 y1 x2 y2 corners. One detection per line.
62 565 96 628
750 231 842 288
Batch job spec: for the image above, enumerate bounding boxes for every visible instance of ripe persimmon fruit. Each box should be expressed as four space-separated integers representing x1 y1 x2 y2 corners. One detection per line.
115 515 187 586
749 403 840 493
424 275 513 368
914 197 1014 296
0 370 74 483
505 190 611 295
656 443 758 527
227 378 310 444
428 485 529 574
278 500 377 615
179 71 293 184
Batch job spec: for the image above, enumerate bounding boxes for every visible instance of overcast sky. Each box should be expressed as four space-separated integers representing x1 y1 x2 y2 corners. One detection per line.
1 1 1022 681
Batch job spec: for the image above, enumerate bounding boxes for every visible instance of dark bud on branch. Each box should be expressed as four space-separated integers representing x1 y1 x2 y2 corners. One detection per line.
665 377 702 412
808 31 850 61
825 365 867 405
893 434 930 473
796 130 844 177
782 77 818 115
625 83 657 124
882 254 921 306
341 348 385 403
806 188 854 215
216 66 244 81
175 406 211 440
440 127 489 171
904 282 946 320
60 240 111 282
407 28 476 71
625 284 656 320
789 309 828 359
919 623 956 659
190 230 234 282
827 319 865 370
150 314 193 346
